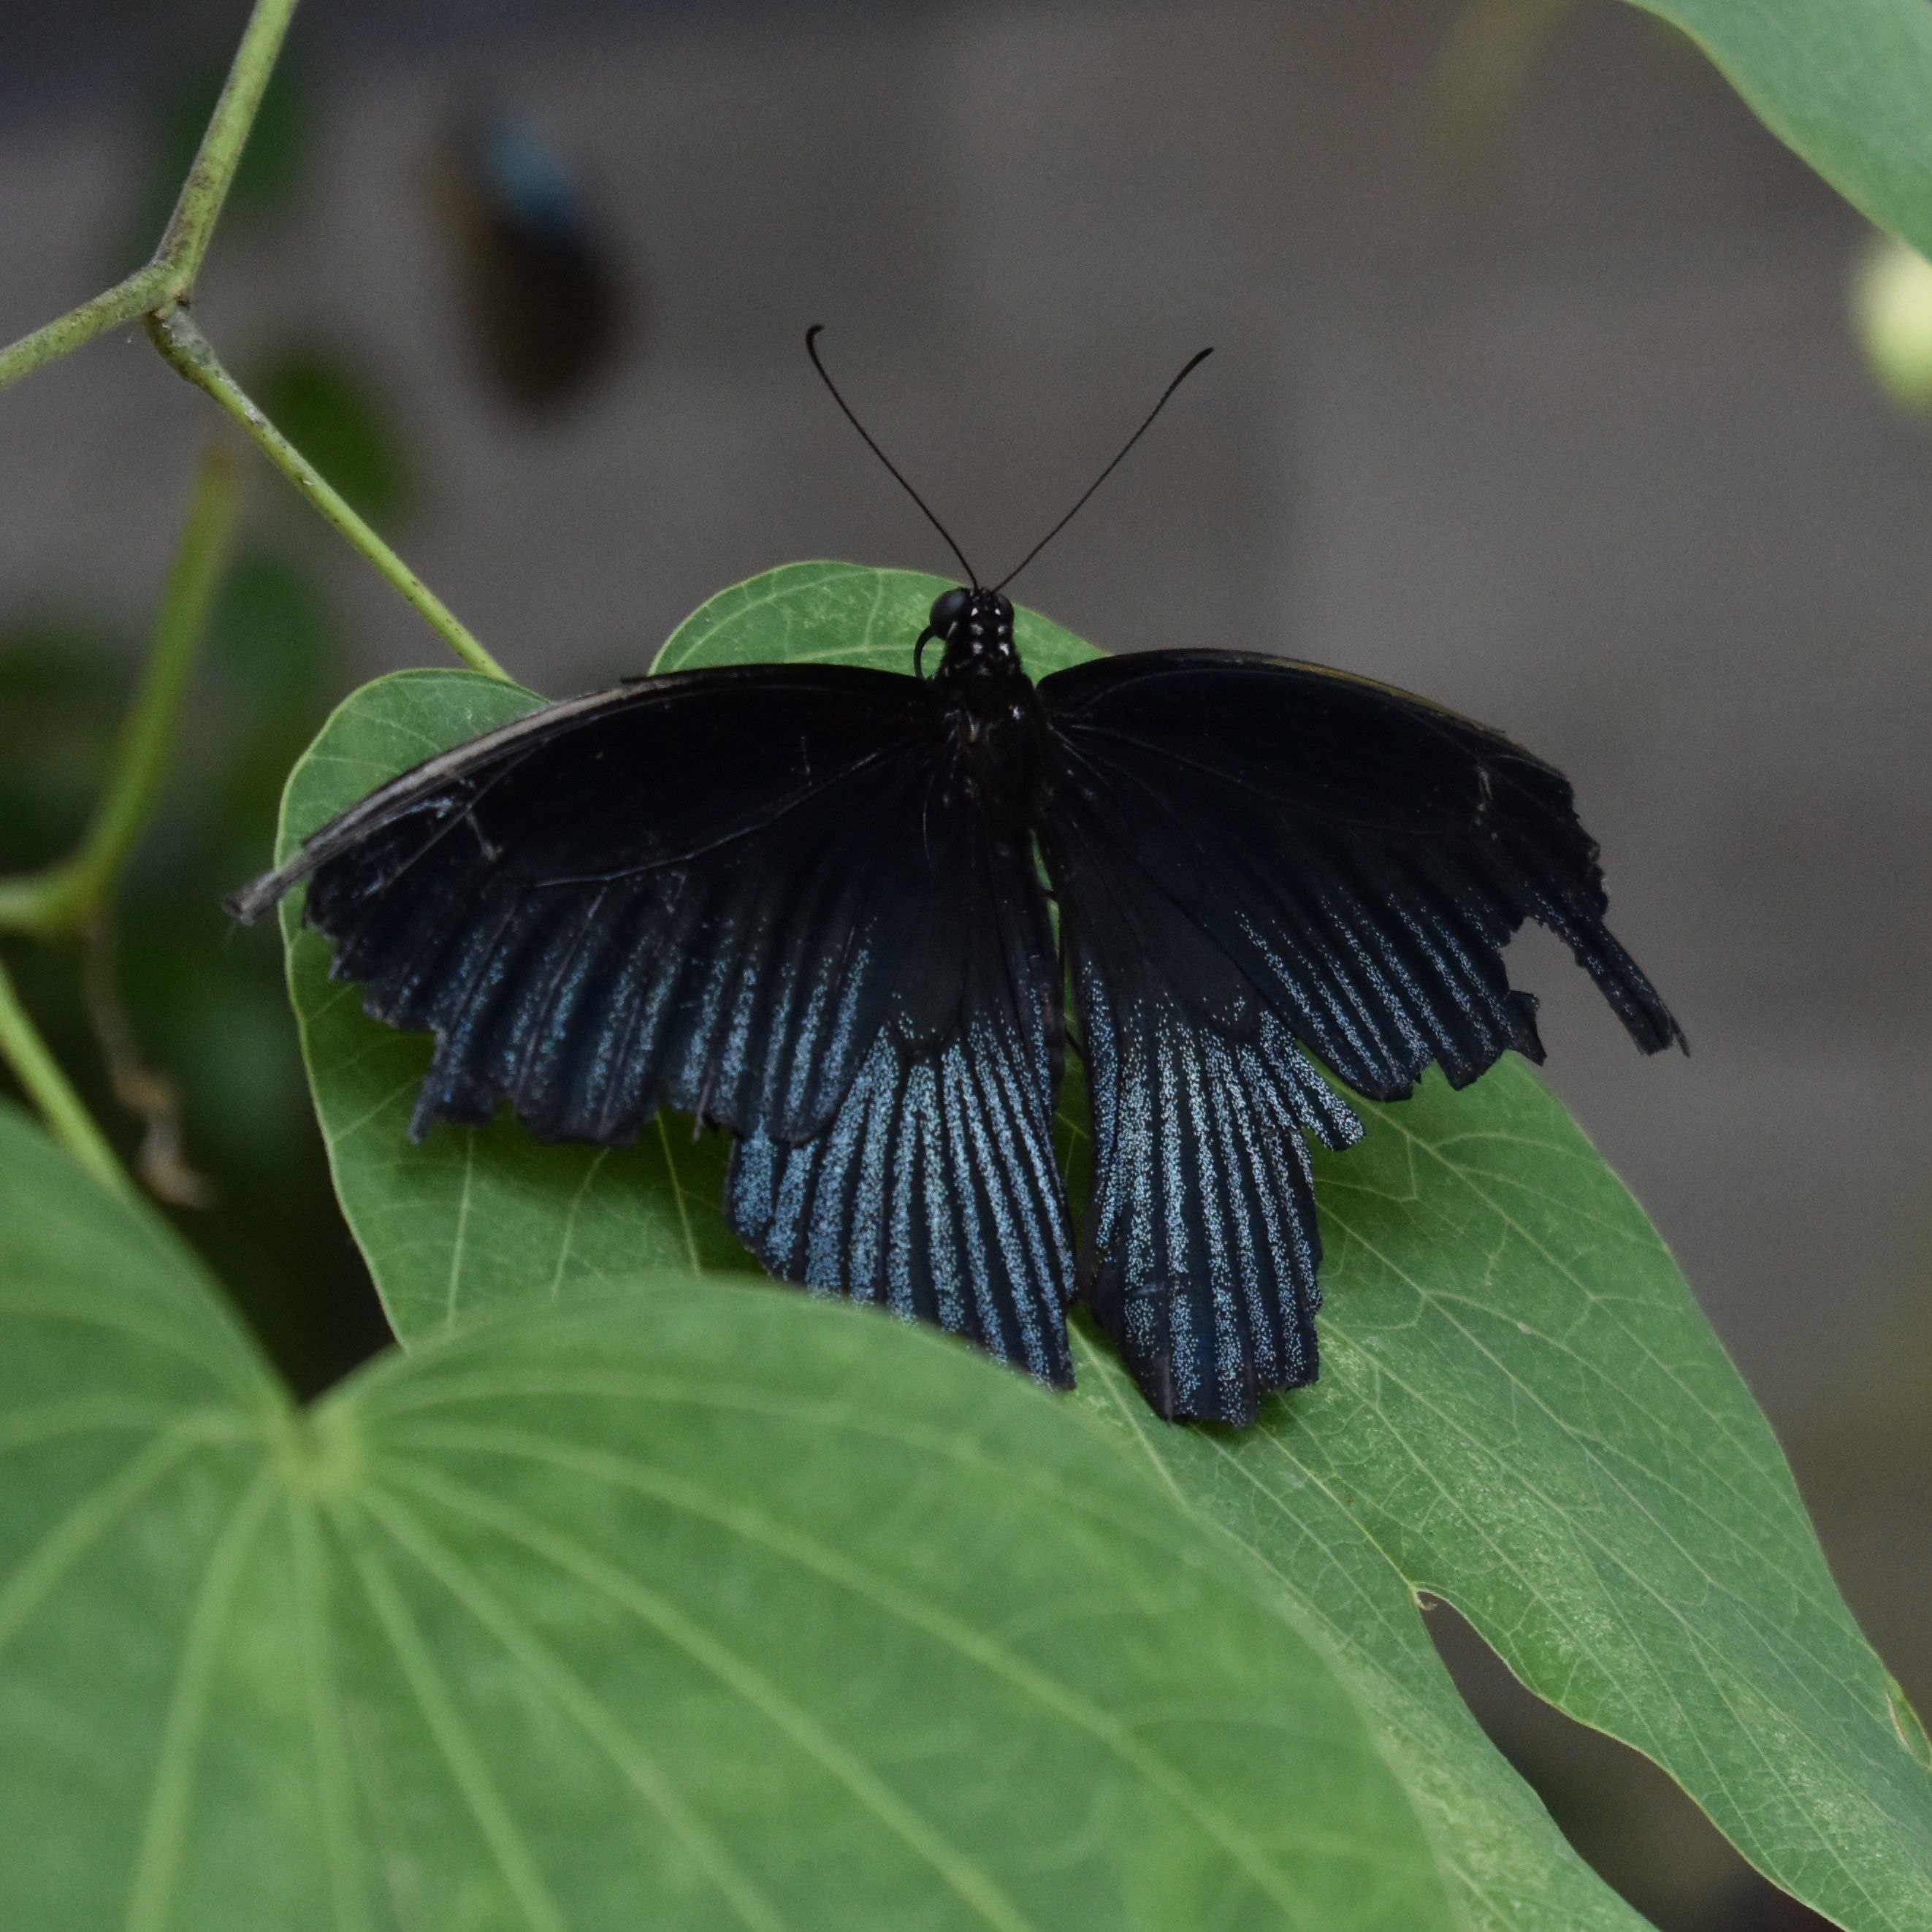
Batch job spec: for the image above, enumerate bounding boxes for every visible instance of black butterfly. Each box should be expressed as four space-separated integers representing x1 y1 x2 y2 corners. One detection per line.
232 337 1682 1425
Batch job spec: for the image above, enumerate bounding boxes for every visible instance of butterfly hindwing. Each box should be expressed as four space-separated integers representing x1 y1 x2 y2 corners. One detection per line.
246 663 1075 1383
1042 650 1682 1099
725 771 1074 1384
1038 649 1683 1422
1067 944 1362 1425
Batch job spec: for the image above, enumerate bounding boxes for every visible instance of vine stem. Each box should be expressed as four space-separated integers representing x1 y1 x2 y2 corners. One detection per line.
0 446 243 1195
0 445 243 936
0 955 134 1200
0 263 177 390
0 0 509 684
148 310 511 681
153 0 303 289
0 0 299 391
0 0 510 1189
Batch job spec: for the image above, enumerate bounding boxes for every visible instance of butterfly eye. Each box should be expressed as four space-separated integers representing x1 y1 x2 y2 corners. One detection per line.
928 587 973 637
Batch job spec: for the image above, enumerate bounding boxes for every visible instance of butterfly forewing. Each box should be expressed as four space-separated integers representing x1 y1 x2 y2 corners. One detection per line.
268 668 930 1142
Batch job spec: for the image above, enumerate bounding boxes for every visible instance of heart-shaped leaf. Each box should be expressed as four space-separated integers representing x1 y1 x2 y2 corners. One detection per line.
0 1099 1456 1930
1070 1060 1932 1932
272 562 1932 1929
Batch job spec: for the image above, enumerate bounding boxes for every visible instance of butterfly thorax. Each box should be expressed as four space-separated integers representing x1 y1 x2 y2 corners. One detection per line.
919 587 1045 827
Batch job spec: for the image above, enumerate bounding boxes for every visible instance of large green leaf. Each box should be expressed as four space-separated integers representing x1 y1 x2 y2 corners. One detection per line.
276 562 1932 1929
278 564 1642 1928
1069 1061 1932 1932
0 1099 1458 1931
1618 0 1932 259
275 563 1091 1342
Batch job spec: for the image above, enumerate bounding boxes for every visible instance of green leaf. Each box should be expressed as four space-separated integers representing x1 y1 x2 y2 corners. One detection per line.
0 1100 1457 1930
275 562 1090 1345
1069 1060 1932 1932
277 562 1932 1928
1619 0 1932 257
651 559 1100 679
1055 1058 1653 1932
278 565 1654 1926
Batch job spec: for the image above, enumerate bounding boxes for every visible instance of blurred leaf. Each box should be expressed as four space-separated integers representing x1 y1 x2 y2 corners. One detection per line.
204 550 343 854
1429 0 1577 164
0 620 126 868
1852 232 1932 411
1619 0 1932 257
210 551 338 710
251 351 413 528
0 1099 1457 1930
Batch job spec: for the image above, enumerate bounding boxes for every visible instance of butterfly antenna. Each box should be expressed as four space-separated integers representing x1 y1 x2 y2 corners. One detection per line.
806 326 979 587
993 347 1213 592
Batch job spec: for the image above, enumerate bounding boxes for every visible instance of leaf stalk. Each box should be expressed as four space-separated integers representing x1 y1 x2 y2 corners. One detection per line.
147 310 510 681
0 446 244 937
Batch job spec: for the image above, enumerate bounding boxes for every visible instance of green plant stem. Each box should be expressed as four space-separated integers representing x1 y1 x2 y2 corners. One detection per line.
0 954 133 1199
0 263 177 391
0 446 243 937
0 0 300 393
148 309 512 681
0 0 505 684
153 0 302 289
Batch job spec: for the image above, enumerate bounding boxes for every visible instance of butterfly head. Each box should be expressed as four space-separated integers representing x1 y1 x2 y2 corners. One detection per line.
923 587 1018 681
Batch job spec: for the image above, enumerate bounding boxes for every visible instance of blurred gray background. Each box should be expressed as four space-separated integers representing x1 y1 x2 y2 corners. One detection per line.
2 3 1927 1924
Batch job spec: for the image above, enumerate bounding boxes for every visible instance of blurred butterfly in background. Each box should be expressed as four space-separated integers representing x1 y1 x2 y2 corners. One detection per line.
231 332 1684 1426
429 114 630 411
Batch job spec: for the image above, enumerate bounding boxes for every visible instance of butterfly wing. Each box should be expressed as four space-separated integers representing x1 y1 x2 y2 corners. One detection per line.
1037 649 1683 1424
237 664 1074 1383
722 753 1075 1385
